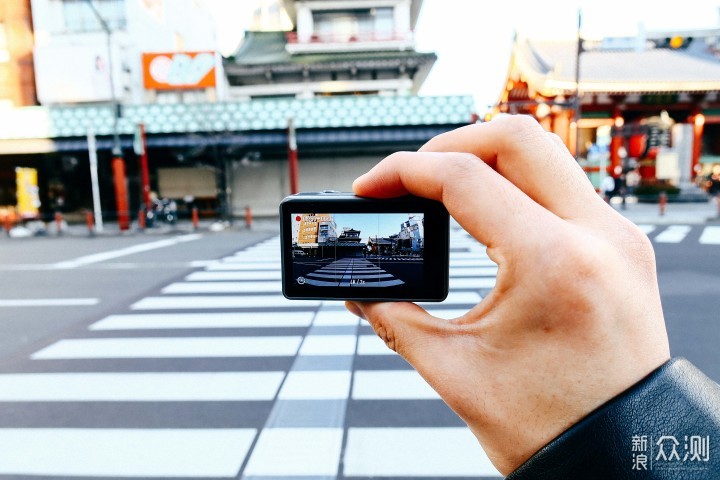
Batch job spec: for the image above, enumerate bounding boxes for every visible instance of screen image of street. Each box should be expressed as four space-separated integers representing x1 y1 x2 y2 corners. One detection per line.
291 213 424 288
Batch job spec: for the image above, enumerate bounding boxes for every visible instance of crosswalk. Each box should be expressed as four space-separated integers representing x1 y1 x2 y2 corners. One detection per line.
640 224 720 244
303 257 406 287
0 226 502 479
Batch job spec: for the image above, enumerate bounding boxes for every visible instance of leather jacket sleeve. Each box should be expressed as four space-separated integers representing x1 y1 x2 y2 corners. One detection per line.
506 358 720 479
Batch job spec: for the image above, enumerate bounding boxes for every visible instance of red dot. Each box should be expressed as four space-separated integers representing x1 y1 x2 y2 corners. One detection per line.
295 216 301 221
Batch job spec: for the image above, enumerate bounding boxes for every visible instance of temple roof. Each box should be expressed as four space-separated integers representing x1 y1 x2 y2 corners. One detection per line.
513 33 720 95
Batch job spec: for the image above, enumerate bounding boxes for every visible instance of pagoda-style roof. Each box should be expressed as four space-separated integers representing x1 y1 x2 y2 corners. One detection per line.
512 33 720 96
225 31 436 71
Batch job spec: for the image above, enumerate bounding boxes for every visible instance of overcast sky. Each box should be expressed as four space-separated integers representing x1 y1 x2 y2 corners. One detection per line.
203 0 720 110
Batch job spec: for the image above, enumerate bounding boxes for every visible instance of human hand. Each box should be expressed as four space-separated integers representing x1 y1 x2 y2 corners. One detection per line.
346 115 670 475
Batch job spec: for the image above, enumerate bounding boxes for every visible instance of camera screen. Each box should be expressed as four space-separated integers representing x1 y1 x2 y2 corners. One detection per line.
290 212 424 289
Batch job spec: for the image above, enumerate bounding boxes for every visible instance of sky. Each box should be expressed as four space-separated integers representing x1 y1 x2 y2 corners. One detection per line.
203 0 720 110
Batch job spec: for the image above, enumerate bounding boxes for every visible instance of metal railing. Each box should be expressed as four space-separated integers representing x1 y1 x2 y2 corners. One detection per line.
285 31 412 44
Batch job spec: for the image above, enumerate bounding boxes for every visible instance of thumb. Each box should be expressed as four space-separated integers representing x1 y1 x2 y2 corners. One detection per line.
346 301 454 366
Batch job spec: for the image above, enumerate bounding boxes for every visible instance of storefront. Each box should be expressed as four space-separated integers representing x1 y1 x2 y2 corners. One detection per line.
496 31 720 196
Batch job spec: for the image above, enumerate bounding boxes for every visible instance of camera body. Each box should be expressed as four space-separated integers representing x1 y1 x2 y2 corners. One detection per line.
280 192 449 301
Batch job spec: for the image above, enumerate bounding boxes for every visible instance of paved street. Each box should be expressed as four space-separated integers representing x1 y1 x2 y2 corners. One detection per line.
0 222 717 479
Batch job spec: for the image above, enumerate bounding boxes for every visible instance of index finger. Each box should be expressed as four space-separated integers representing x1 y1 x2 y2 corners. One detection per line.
352 151 560 251
420 116 604 221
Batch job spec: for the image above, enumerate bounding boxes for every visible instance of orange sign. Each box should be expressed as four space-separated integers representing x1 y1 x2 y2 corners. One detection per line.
142 51 216 90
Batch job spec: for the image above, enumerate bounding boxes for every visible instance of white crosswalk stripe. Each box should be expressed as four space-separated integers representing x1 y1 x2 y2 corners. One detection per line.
644 225 720 245
3 230 508 479
654 225 692 243
699 226 720 244
0 429 257 477
0 372 285 401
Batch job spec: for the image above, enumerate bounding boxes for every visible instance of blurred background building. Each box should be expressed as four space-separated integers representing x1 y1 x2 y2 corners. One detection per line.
0 0 36 108
31 0 219 105
496 24 720 199
0 0 37 212
0 0 475 224
224 0 434 99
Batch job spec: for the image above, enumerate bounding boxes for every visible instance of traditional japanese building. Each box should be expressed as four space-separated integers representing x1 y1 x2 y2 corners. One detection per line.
224 0 434 99
496 28 720 194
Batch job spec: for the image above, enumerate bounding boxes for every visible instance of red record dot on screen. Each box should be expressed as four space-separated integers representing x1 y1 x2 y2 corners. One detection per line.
295 216 301 221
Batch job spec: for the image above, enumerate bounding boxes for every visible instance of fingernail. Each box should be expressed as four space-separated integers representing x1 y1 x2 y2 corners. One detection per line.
345 301 365 319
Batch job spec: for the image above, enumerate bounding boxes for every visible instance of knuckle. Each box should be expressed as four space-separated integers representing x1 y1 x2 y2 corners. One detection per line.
499 114 544 138
445 152 481 175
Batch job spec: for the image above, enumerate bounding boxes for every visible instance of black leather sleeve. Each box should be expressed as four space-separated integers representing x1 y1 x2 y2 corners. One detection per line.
507 358 720 480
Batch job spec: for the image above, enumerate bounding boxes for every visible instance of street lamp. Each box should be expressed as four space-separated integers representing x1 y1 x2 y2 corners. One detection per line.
85 0 130 231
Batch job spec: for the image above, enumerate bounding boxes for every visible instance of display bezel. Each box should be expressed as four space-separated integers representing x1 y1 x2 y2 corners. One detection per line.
280 193 449 301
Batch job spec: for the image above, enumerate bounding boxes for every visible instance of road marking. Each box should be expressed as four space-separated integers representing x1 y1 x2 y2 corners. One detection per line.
448 259 497 267
299 335 357 356
243 428 343 476
278 371 352 400
343 428 500 477
222 255 280 264
449 277 497 289
131 295 320 310
209 257 279 268
31 336 303 360
637 224 657 235
357 335 395 356
352 370 439 400
450 266 498 277
162 281 282 294
450 252 490 259
202 262 280 272
0 372 285 401
186 271 281 281
51 234 203 269
0 428 256 477
654 225 691 243
89 312 314 330
699 226 720 244
0 298 99 307
419 291 481 305
313 309 361 326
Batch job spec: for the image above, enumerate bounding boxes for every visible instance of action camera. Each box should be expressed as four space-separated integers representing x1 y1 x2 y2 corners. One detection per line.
279 192 449 301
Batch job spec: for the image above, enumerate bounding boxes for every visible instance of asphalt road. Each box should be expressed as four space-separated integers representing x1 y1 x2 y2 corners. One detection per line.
0 230 272 359
0 222 717 479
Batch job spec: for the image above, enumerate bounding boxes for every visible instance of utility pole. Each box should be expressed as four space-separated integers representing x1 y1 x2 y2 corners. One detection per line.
573 10 583 160
86 0 130 230
287 117 299 194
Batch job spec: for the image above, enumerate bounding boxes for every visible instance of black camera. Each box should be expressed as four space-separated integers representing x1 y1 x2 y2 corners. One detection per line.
279 192 449 301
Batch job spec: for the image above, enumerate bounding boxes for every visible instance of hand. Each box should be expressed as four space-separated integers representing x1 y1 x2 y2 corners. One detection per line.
346 115 670 475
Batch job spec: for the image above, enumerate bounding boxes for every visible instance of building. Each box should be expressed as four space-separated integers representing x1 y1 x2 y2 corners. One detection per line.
496 27 720 193
0 0 476 224
398 214 422 253
0 0 36 108
0 0 37 213
31 0 220 106
295 212 332 245
224 0 434 99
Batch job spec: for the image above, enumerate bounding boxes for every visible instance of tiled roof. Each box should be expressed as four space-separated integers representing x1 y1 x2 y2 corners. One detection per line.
225 31 436 70
515 36 720 94
0 95 476 141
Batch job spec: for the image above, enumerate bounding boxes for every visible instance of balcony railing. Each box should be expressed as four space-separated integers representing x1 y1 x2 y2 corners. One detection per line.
286 31 413 45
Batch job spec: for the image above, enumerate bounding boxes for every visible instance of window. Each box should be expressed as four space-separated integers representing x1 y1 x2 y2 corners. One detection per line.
312 7 394 42
62 0 127 33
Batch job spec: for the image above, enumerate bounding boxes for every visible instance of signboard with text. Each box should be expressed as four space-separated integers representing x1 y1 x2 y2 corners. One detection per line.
15 167 40 219
142 51 216 90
